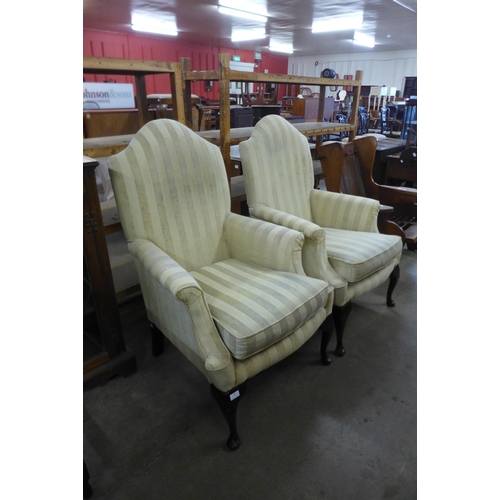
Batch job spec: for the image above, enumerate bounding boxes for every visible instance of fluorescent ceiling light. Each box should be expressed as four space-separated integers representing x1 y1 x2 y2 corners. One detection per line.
231 28 267 42
218 6 267 23
353 32 375 48
269 42 294 54
312 15 363 33
131 25 178 36
131 12 178 36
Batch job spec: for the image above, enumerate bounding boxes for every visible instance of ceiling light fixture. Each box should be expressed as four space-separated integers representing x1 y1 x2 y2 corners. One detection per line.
131 12 178 36
353 32 375 48
312 15 363 33
269 42 294 54
131 25 178 36
218 6 267 23
231 28 267 42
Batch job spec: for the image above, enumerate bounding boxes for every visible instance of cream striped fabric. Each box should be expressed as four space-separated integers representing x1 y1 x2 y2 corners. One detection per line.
233 306 327 384
238 115 403 308
109 119 231 272
108 119 334 393
310 189 379 233
224 212 306 275
239 115 314 221
324 228 402 282
191 259 329 360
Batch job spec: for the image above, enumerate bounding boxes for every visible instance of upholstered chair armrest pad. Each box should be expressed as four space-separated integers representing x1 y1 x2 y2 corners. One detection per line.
129 239 202 304
249 205 325 242
225 212 306 274
310 189 379 233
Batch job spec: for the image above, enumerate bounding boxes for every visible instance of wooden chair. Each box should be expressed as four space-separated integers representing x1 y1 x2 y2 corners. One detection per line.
317 136 417 251
385 146 417 188
384 128 417 188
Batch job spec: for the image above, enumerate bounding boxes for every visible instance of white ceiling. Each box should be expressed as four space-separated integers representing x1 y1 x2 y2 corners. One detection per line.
83 0 417 57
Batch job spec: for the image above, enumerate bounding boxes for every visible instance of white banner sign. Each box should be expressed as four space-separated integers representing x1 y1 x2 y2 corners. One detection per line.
83 82 135 110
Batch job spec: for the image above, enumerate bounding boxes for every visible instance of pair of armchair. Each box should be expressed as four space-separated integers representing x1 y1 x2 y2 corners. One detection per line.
108 116 402 451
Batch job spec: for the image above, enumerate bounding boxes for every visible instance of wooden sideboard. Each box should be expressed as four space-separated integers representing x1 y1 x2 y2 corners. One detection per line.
287 97 340 122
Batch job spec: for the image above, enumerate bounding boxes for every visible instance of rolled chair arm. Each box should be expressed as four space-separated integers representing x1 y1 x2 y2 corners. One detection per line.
224 212 306 274
129 239 235 387
310 189 379 233
129 239 202 303
249 205 325 242
248 205 344 289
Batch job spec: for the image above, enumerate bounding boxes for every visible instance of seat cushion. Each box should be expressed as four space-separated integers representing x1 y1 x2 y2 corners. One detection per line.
324 228 401 283
191 259 329 360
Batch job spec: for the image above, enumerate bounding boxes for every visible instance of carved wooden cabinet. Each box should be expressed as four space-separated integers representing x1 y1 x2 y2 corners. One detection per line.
83 156 136 388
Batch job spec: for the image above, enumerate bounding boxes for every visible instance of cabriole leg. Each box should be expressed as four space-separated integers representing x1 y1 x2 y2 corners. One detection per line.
387 265 400 307
332 302 352 357
210 383 247 451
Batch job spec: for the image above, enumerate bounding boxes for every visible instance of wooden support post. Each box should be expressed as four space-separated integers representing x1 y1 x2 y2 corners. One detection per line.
171 61 186 125
135 75 149 128
218 53 232 188
348 70 363 142
315 85 327 150
180 58 193 127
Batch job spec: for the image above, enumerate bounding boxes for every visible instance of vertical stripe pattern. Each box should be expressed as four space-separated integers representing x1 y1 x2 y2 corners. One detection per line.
239 115 314 220
109 119 231 271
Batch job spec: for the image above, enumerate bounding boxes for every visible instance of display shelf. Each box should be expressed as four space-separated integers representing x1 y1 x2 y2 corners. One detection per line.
181 53 363 185
83 56 186 131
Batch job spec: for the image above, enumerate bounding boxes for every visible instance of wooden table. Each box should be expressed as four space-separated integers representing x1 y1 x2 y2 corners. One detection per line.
371 138 406 184
197 121 354 146
83 135 135 158
83 121 354 157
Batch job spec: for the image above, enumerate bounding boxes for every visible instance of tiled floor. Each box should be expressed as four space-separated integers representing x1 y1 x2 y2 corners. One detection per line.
83 249 417 499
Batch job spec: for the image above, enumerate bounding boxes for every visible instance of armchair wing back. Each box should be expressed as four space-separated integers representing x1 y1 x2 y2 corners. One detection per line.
239 114 314 221
108 119 230 271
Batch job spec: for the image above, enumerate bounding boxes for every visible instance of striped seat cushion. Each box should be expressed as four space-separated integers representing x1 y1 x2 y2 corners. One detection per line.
324 228 402 283
191 259 329 360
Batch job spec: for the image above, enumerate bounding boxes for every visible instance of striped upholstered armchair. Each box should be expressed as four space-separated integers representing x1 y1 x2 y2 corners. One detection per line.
108 119 333 450
239 115 403 362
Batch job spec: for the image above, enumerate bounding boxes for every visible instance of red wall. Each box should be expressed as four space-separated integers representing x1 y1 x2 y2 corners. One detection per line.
83 29 289 101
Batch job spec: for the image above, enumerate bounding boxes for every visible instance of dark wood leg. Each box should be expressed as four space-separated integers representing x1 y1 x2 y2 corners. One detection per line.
320 314 334 365
210 383 247 451
332 302 352 357
387 265 400 307
150 322 165 357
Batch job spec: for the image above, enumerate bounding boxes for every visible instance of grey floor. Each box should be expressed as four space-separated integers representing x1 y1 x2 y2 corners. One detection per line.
83 247 417 500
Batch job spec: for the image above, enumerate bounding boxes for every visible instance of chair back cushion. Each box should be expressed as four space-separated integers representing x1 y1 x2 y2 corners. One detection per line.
109 119 231 271
239 115 314 221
